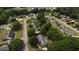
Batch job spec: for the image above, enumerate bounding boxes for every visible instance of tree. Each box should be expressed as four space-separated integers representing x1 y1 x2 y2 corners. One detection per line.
0 11 9 25
8 8 28 16
10 18 17 23
29 36 38 48
12 21 22 31
69 13 78 19
27 27 35 37
37 13 46 26
9 39 24 51
55 7 79 20
47 28 63 41
40 23 52 35
48 37 79 51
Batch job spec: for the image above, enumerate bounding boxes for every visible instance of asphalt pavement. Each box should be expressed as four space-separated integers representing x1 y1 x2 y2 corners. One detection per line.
50 16 79 37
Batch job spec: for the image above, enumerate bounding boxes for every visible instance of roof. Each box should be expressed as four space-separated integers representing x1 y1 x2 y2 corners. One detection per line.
37 34 47 47
6 29 14 39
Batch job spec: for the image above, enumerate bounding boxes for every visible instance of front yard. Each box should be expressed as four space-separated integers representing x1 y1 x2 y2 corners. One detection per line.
0 29 8 40
14 30 22 39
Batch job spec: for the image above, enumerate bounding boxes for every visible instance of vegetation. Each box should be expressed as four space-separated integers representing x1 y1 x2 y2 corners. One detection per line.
28 24 38 48
40 22 52 35
29 36 38 48
1 7 79 51
54 7 79 19
37 13 46 26
9 8 28 16
31 8 50 14
9 39 24 51
28 27 35 37
12 21 22 31
10 18 17 23
0 10 9 25
14 30 22 39
48 37 79 51
47 27 63 41
0 29 8 40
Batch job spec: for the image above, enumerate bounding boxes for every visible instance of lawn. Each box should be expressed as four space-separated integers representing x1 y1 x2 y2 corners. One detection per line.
14 30 22 39
0 29 8 46
0 29 8 40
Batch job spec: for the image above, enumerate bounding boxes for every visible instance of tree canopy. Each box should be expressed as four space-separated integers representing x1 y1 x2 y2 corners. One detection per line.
54 7 79 19
47 27 63 41
37 13 46 26
9 39 24 51
0 10 9 25
28 27 35 37
29 36 38 48
40 22 52 35
48 37 79 51
12 21 22 31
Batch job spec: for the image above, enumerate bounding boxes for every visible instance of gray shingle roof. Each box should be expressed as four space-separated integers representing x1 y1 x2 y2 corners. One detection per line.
6 29 14 40
37 34 47 47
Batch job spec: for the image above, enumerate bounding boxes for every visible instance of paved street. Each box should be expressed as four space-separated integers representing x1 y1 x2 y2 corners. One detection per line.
22 18 29 51
50 16 79 37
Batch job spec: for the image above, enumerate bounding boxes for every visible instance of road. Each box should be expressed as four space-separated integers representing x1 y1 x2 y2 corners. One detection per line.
22 18 29 51
49 16 79 37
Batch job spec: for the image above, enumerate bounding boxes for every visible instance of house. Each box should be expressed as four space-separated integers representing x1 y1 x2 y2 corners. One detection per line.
0 45 9 51
36 34 47 48
6 29 15 40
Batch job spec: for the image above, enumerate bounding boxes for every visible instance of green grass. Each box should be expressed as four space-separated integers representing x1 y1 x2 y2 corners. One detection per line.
0 29 8 40
14 30 22 39
0 29 8 46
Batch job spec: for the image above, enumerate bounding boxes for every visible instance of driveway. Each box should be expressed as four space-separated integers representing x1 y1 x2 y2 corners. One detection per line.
22 18 29 51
